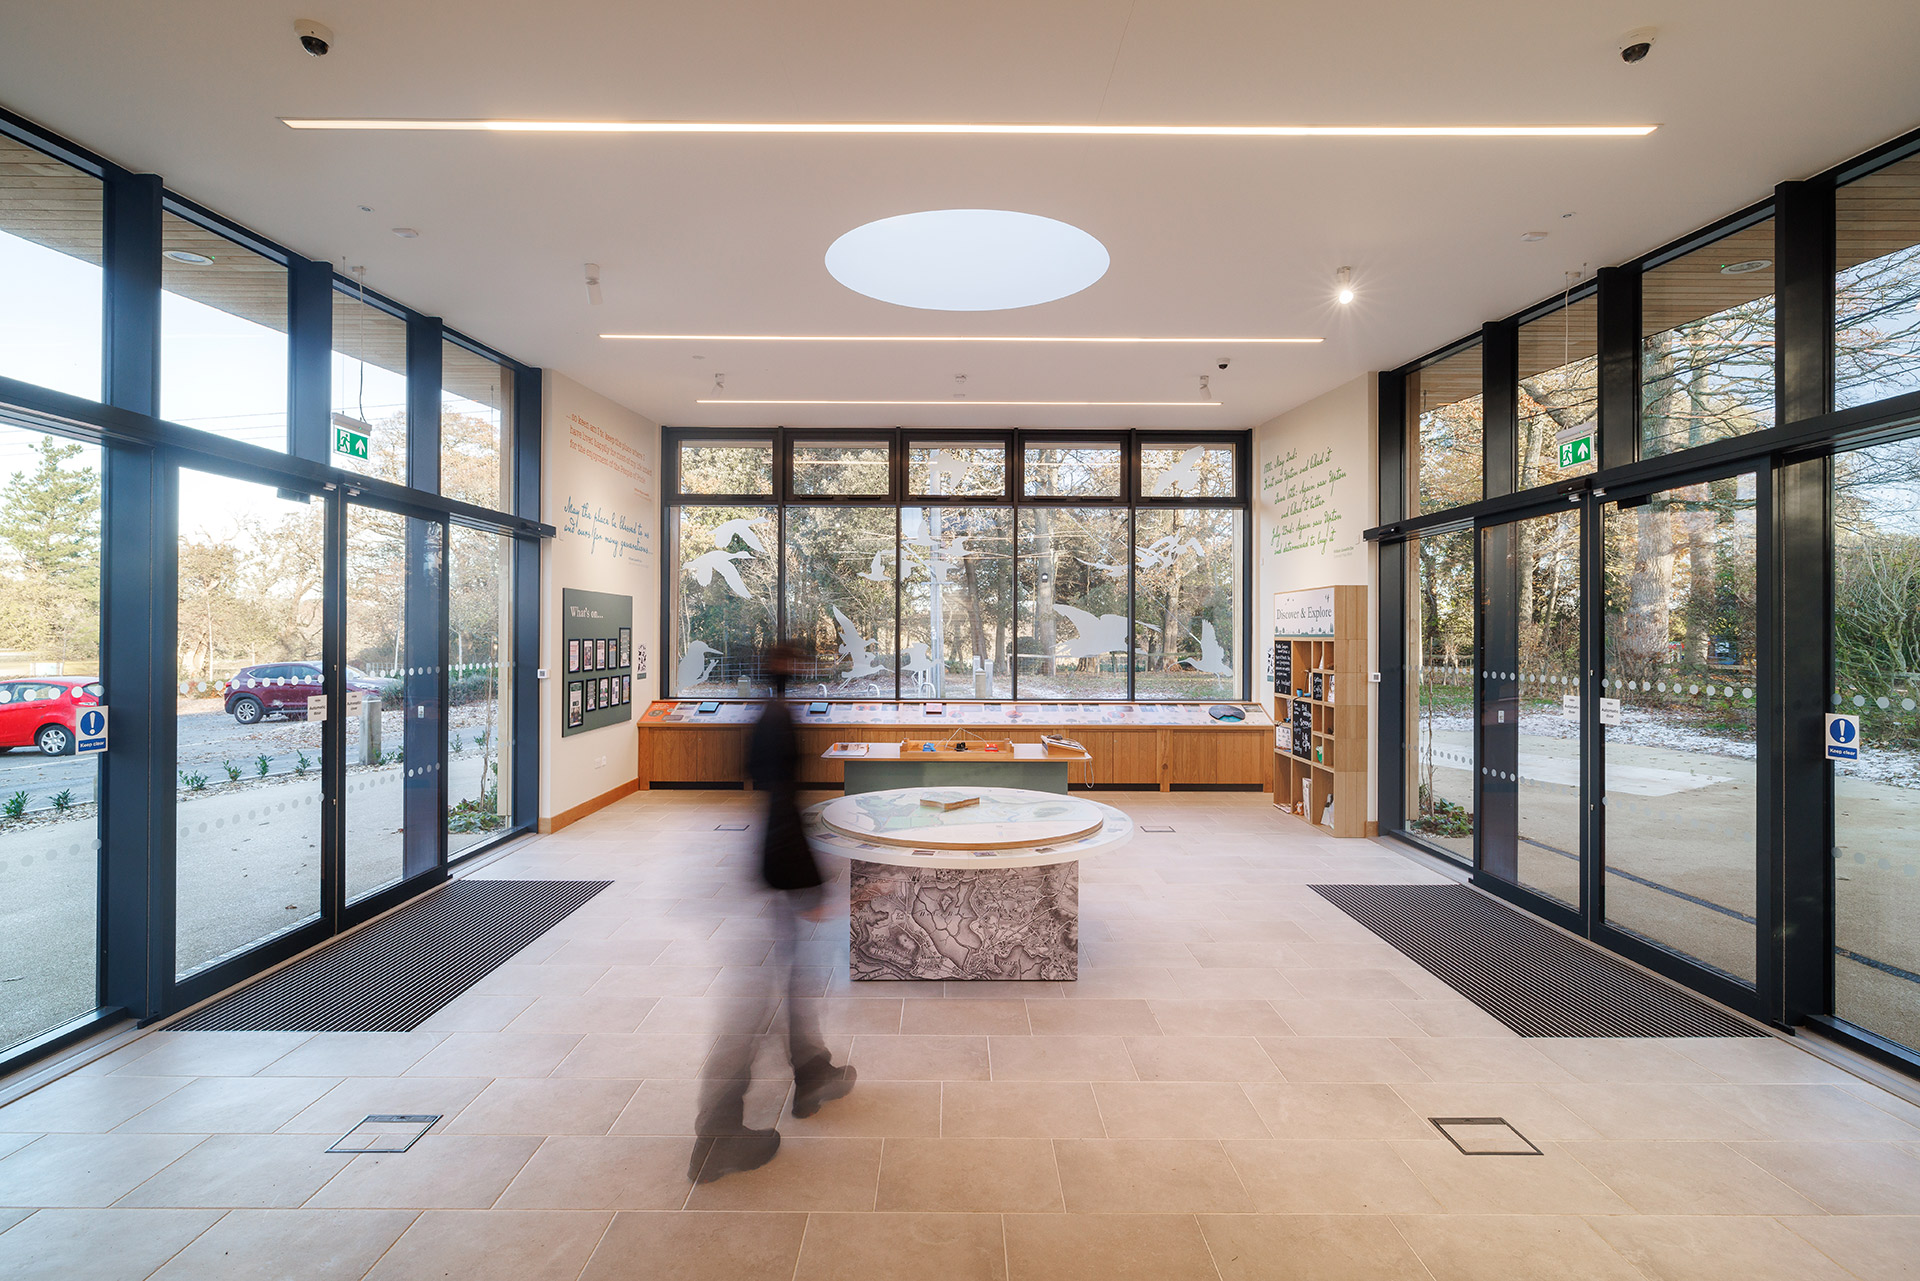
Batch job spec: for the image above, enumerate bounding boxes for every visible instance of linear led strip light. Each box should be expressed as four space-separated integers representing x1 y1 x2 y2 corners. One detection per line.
283 119 1657 138
604 334 1321 344
697 399 1223 407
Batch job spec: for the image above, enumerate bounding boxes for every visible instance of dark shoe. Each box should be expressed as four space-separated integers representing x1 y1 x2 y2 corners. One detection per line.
689 1128 780 1183
792 1063 857 1118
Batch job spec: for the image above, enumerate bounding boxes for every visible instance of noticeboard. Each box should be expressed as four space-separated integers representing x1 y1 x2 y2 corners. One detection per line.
562 587 634 737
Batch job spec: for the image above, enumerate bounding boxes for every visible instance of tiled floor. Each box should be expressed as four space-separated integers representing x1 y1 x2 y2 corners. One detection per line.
3 789 1919 1280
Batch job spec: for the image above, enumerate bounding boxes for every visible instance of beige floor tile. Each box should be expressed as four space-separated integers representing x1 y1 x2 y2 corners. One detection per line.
1025 1000 1162 1037
1530 1037 1725 1083
304 1134 541 1208
1053 1139 1253 1212
1391 1139 1632 1214
1223 1140 1441 1213
1696 1083 1920 1141
468 963 611 997
495 1135 696 1209
148 1208 419 1280
786 998 907 1035
1587 1214 1855 1281
1259 1037 1428 1083
414 994 537 1033
684 1136 883 1210
1199 1213 1431 1280
899 1001 1030 1036
945 980 1068 999
1837 1079 1920 1129
445 1078 641 1135
0 1076 189 1134
254 1032 446 1077
782 1080 941 1137
580 1210 807 1281
1562 1139 1822 1214
987 1036 1136 1082
363 1209 612 1281
1780 1215 1920 1281
1239 1082 1432 1141
277 1076 490 1135
550 1033 713 1078
633 996 769 1035
502 995 661 1034
609 1077 790 1135
1394 1214 1645 1281
653 938 775 968
875 1137 1062 1211
1733 1141 1920 1213
115 1133 352 1208
1144 1000 1292 1038
1003 1213 1219 1281
0 1133 205 1207
1124 1037 1279 1083
0 1207 32 1231
112 1076 336 1134
586 965 722 998
795 1212 1007 1281
1387 1082 1603 1141
1545 1082 1768 1141
1287 971 1424 1001
1170 968 1302 1000
543 938 675 967
1060 967 1191 999
1390 1037 1574 1083
940 1082 1107 1138
1389 1000 1514 1038
1669 1036 1854 1083
850 1036 991 1081
105 1032 314 1077
1091 1082 1268 1140
0 1207 221 1281
404 1032 582 1078
1269 1000 1423 1038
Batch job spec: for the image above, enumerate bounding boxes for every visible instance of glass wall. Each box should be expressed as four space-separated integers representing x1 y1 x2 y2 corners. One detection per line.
448 524 512 855
1831 434 1920 1048
677 438 773 495
791 439 889 496
1517 296 1598 489
159 213 289 449
1641 220 1777 458
1405 344 1482 515
1602 475 1759 983
784 506 895 695
1016 507 1129 698
174 470 324 978
441 339 512 509
1836 153 1920 409
1404 529 1475 861
0 133 102 401
331 287 409 485
902 506 1011 698
1131 508 1241 699
908 440 1005 496
1025 443 1122 497
672 505 777 695
0 424 101 1052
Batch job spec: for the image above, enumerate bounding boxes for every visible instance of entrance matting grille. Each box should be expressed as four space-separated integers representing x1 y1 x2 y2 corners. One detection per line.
1309 883 1761 1038
175 879 610 1032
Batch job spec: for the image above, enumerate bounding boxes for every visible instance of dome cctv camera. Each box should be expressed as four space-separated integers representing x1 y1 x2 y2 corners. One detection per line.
1216 358 1231 371
295 19 332 56
1619 28 1655 63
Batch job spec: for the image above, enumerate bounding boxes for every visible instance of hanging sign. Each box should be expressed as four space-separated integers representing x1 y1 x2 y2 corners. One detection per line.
331 413 372 461
1825 713 1861 762
76 706 108 755
1557 436 1594 468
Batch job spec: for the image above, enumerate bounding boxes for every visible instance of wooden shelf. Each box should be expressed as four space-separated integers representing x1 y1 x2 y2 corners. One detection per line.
1271 586 1370 838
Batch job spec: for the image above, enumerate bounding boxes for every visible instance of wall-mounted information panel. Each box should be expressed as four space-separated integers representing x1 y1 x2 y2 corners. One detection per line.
562 588 634 737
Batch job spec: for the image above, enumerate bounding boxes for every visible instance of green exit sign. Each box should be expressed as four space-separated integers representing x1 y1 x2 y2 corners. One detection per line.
334 425 370 459
1558 435 1594 469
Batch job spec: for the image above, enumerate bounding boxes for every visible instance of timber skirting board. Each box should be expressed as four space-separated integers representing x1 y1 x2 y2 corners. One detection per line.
539 778 640 834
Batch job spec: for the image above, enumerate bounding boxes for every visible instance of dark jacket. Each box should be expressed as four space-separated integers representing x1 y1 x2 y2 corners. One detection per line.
750 695 823 891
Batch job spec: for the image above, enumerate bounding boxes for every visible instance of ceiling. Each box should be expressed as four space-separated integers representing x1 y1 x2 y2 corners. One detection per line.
2 1 1917 431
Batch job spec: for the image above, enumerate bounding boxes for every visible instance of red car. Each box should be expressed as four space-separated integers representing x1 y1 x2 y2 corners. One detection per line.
0 676 104 755
222 663 389 725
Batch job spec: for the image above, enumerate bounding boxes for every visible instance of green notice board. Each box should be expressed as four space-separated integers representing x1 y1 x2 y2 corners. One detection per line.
562 587 634 737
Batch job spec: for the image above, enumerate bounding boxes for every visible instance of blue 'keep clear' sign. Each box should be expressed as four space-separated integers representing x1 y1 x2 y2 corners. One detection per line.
1825 713 1860 762
77 706 109 755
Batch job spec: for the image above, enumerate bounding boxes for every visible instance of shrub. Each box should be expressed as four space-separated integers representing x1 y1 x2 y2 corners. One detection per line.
294 752 313 775
221 759 242 783
51 789 74 812
179 771 209 791
3 791 26 820
256 753 272 778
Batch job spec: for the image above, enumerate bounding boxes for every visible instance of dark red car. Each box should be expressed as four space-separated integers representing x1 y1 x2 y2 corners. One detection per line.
221 663 390 725
0 676 104 755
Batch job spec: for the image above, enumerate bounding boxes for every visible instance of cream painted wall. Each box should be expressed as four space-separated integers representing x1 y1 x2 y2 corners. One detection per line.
537 372 661 823
1251 374 1380 823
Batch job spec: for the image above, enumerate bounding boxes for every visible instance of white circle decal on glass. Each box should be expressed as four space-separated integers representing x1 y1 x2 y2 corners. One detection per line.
826 209 1110 311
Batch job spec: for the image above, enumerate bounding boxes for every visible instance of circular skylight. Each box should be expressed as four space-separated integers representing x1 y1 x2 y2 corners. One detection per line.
825 209 1109 311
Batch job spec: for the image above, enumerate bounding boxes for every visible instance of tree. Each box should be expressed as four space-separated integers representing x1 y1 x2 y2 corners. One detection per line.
0 435 101 669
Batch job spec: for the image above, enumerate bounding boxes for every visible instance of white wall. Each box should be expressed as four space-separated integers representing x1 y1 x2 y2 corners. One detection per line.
537 372 661 824
1251 375 1380 822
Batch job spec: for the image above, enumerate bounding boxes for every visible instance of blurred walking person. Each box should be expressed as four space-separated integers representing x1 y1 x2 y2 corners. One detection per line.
690 642 856 1182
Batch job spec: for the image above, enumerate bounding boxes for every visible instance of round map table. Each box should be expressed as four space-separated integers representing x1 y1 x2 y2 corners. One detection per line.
803 786 1133 981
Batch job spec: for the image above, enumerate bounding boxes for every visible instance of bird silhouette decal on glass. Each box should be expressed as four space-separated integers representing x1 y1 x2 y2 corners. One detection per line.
708 517 768 555
1076 556 1129 579
925 449 969 496
857 550 891 583
831 606 888 679
1189 620 1233 676
676 642 721 690
686 548 753 598
1051 604 1135 657
1149 445 1205 496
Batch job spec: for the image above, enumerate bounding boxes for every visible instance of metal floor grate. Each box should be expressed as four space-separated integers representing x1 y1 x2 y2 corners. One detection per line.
1310 883 1762 1038
175 879 610 1032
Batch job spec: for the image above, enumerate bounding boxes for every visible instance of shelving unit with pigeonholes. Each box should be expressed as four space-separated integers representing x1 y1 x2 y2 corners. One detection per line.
1271 585 1370 837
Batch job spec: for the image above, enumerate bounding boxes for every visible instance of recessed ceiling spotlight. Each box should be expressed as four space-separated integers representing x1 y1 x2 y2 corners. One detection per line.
391 227 419 239
1561 211 1577 219
1719 259 1772 275
163 249 214 264
283 118 1660 138
826 210 1108 311
1521 231 1549 242
1335 267 1355 305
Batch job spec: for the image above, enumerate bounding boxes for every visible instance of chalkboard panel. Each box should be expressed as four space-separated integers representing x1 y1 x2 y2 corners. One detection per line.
1273 640 1292 694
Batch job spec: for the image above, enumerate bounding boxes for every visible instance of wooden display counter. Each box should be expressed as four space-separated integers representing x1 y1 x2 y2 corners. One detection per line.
635 700 1273 791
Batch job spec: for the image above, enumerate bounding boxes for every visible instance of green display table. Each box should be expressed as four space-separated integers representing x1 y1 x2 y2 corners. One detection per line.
827 739 1089 795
